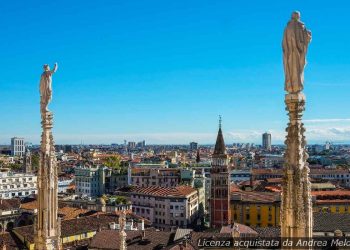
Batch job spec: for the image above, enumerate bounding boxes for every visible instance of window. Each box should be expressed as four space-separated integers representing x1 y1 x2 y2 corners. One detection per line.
246 214 250 220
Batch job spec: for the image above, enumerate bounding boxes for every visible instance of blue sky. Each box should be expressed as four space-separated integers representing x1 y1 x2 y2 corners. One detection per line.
0 0 349 144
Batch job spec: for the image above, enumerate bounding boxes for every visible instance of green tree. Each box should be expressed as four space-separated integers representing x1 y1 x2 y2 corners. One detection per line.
32 154 39 171
104 156 121 170
8 163 22 171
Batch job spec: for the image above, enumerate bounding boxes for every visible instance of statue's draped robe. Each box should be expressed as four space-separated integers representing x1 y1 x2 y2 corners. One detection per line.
40 65 57 112
282 19 311 93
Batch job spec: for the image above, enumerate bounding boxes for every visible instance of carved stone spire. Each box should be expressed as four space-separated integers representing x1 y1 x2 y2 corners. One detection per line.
34 64 61 250
280 13 313 240
119 211 127 250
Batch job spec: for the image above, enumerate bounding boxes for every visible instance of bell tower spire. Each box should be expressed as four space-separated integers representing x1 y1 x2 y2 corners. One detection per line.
210 117 231 228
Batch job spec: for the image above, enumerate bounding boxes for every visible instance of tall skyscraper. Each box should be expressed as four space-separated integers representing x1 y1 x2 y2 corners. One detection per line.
189 142 198 151
262 132 272 151
210 119 231 228
11 137 25 157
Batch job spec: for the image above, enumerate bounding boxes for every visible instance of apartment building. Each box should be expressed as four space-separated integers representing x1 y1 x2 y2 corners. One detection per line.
74 165 108 197
129 168 181 187
10 137 25 157
0 169 37 199
129 185 199 230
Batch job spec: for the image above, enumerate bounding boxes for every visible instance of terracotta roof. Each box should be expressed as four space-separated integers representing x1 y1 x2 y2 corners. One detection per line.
314 212 350 232
0 199 20 211
312 190 350 196
220 223 258 235
316 199 350 204
266 178 283 183
310 169 350 175
264 186 282 192
0 232 26 250
22 200 91 220
231 191 280 203
58 206 90 220
230 183 241 192
129 185 197 198
14 213 148 244
20 200 37 210
89 228 174 250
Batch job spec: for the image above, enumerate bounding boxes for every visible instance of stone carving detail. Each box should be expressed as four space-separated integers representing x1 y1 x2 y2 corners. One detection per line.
281 12 313 240
283 11 311 93
119 211 127 250
35 64 61 250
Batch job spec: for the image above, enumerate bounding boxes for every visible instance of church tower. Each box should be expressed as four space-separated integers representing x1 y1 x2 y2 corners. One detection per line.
210 117 231 228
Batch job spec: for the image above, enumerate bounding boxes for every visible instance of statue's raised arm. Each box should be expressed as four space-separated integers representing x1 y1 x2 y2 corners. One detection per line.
282 11 311 94
40 63 58 115
51 63 58 74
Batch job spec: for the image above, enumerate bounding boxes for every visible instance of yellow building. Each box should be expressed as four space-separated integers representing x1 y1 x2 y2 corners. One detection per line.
231 191 281 227
231 189 350 228
312 190 350 214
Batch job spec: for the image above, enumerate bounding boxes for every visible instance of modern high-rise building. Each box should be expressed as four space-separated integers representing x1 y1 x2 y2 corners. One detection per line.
128 141 136 149
262 132 272 151
210 123 231 228
189 142 198 151
10 137 25 157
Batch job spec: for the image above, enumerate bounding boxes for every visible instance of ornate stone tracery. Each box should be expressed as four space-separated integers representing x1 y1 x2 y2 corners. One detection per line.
34 64 61 250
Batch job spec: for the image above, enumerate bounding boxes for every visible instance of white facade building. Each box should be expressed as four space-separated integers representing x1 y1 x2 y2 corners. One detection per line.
129 186 199 230
75 165 108 197
10 137 25 157
0 169 37 199
58 177 74 193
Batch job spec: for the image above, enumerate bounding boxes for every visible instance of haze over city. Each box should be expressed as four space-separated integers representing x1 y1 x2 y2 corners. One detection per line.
1 0 349 144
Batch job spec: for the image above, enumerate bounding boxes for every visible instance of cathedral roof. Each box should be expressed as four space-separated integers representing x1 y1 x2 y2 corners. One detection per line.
213 127 226 156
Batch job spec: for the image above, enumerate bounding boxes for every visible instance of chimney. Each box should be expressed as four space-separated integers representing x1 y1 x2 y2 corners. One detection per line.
141 230 146 240
109 222 116 230
138 219 145 231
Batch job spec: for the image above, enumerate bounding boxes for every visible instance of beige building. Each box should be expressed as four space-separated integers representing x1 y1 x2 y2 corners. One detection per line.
129 186 199 230
129 168 181 187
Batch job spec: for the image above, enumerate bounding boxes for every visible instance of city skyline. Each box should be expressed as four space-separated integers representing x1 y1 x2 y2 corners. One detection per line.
1 1 349 144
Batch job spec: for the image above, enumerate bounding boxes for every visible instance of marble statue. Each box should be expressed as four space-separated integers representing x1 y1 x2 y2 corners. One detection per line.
40 63 58 114
281 11 313 240
282 11 311 93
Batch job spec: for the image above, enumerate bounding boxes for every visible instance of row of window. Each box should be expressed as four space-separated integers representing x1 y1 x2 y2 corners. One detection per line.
1 183 35 189
0 190 36 198
1 177 33 183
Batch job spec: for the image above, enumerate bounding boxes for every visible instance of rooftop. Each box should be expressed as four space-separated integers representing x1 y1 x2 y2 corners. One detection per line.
129 185 197 198
0 199 20 211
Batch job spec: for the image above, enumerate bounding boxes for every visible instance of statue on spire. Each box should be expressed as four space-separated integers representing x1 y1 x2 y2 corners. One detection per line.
282 11 311 94
40 63 58 115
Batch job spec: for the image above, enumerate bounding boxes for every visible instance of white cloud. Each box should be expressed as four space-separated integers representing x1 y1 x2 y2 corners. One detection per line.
1 126 349 145
304 118 350 123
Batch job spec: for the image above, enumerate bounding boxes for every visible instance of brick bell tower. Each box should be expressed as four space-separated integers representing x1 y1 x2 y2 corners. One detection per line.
210 117 231 228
